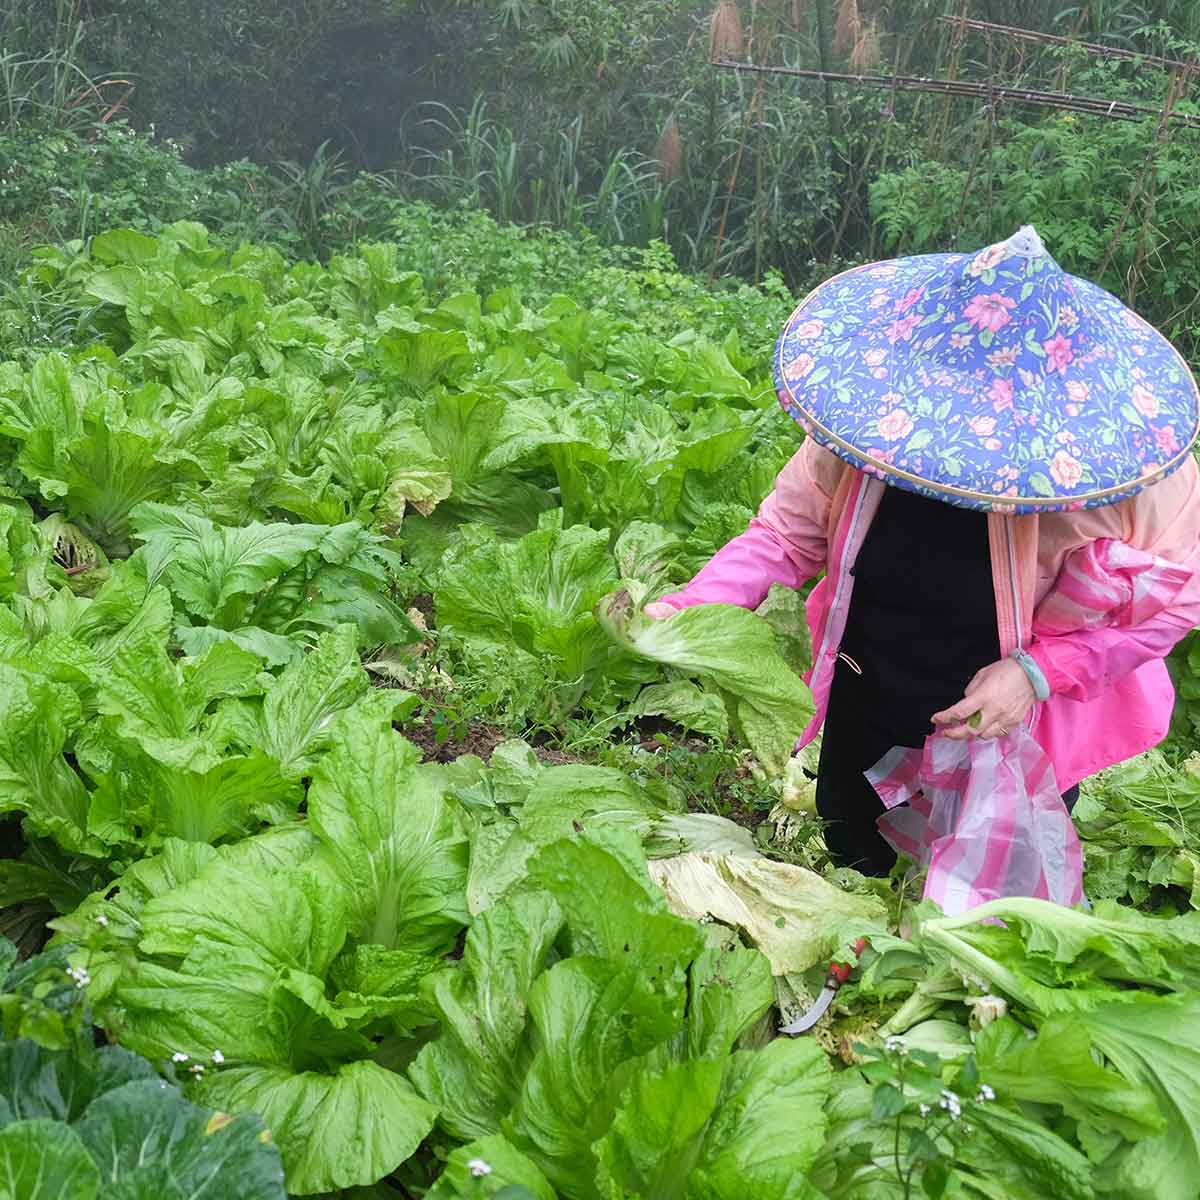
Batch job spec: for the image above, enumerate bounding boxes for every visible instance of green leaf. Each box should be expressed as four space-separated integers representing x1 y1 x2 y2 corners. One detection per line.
136 861 346 980
437 512 624 689
505 956 685 1191
426 1136 556 1200
593 1038 830 1200
132 504 334 625
922 1159 951 1199
1076 994 1200 1200
0 664 92 854
195 1062 435 1196
975 1016 1162 1141
524 831 706 981
632 681 729 739
306 714 469 954
90 230 160 265
0 1119 99 1199
411 889 562 1140
871 1082 906 1120
227 626 372 779
596 591 814 773
73 1080 287 1198
593 1057 724 1199
685 1039 830 1198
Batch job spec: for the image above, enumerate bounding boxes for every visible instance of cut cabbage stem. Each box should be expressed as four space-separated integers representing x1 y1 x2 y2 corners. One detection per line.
967 710 982 729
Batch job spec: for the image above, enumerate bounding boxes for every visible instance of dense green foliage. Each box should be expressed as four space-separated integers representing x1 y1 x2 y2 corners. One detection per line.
5 0 1200 323
5 5 1200 1189
0 215 1195 1196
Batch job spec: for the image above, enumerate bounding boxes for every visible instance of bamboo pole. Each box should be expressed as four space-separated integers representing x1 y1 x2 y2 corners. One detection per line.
936 15 1194 73
710 58 1200 127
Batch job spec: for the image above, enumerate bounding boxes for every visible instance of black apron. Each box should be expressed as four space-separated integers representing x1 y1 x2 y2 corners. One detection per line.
814 486 1076 875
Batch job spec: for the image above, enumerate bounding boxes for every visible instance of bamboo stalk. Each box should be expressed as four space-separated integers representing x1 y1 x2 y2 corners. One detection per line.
710 58 1200 127
936 14 1195 73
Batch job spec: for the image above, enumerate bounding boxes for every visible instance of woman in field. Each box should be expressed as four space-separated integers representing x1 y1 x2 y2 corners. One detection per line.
647 226 1200 879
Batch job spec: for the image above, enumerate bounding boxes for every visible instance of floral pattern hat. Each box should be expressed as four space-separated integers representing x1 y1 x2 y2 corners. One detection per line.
773 225 1200 513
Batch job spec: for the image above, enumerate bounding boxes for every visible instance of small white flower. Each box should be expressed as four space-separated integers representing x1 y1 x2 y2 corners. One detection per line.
976 1083 995 1102
939 1089 962 1120
467 1158 492 1178
65 966 91 989
94 913 110 928
211 1050 225 1065
189 1063 206 1077
919 1103 931 1118
884 1035 905 1054
171 1052 190 1064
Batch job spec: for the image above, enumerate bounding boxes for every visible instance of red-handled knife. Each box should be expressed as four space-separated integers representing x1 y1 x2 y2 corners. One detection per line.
778 937 868 1035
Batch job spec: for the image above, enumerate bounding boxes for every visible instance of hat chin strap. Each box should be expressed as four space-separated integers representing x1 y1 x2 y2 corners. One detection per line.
1005 225 1048 259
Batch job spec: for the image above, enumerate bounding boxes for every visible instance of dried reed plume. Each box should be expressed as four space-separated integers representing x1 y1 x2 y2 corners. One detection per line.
850 19 880 72
655 115 684 180
709 1 745 60
833 0 861 57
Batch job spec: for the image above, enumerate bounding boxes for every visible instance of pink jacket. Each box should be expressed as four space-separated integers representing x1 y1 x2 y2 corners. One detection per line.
658 439 1200 789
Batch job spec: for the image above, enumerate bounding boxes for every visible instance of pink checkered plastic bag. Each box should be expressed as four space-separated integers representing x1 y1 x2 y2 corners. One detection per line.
867 539 1193 914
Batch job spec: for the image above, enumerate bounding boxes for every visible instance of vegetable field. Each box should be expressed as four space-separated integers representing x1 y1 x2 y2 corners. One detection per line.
2 221 1200 1199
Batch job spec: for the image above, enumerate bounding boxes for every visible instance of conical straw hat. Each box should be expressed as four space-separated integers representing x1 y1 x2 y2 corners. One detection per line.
773 226 1200 513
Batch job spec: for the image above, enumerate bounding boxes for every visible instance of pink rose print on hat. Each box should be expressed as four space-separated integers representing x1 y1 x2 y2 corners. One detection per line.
1155 425 1180 455
968 243 1008 277
794 320 823 339
863 348 888 366
1050 449 1083 489
885 313 922 343
784 352 815 383
1065 379 1089 405
989 377 1014 412
877 409 914 441
1043 333 1074 374
964 293 1017 333
1132 383 1159 418
895 286 926 314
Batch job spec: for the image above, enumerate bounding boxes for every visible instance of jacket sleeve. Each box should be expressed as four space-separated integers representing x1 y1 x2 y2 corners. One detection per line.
1029 458 1200 702
655 437 840 612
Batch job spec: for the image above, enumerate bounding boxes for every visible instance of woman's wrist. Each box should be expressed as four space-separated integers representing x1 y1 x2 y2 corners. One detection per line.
1009 647 1051 701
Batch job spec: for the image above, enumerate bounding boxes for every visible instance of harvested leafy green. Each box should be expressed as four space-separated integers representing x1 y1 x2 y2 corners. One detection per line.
1074 750 1200 910
596 589 815 772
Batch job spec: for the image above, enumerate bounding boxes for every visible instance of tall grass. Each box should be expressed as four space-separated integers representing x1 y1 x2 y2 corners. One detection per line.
0 0 125 137
410 98 674 247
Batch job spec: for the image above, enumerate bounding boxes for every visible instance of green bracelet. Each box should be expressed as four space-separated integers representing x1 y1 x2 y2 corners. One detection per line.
1010 647 1051 702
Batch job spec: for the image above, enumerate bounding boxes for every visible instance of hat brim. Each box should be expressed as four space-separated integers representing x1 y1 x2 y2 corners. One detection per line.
773 256 1200 514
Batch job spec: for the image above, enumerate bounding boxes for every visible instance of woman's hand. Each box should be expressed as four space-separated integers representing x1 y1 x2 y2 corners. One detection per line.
931 658 1037 740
